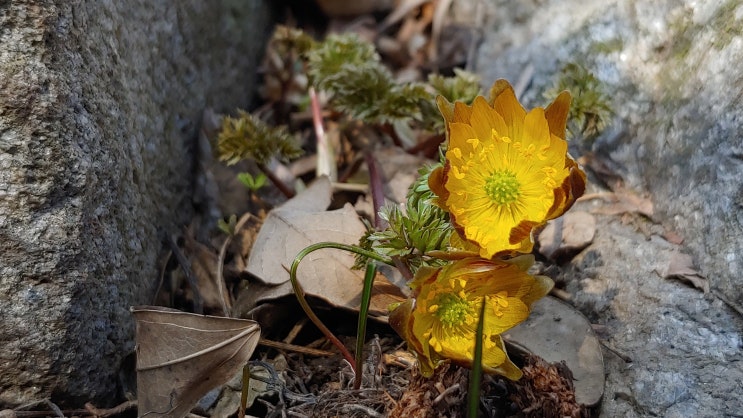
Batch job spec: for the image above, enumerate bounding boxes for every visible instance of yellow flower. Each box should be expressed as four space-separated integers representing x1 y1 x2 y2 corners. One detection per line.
389 256 553 380
430 80 586 258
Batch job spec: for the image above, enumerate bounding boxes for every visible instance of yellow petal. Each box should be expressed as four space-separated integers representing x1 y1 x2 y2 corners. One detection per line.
544 90 571 140
489 81 526 136
436 95 455 124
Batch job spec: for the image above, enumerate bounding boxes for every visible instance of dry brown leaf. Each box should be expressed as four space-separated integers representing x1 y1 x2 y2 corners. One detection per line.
538 211 596 261
663 252 709 293
373 147 433 204
244 177 405 317
583 191 654 217
503 297 605 408
182 232 231 314
132 306 260 418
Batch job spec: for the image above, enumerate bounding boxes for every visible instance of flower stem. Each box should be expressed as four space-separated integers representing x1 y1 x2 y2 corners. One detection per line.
467 299 487 418
289 242 393 373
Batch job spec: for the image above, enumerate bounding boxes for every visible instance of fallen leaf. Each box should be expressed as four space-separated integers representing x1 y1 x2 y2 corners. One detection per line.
132 306 260 418
538 211 596 261
503 297 605 408
182 232 231 314
244 177 405 317
663 252 709 293
373 147 433 204
583 190 654 217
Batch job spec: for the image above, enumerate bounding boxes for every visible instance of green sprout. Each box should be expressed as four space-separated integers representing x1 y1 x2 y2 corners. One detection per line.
217 214 237 235
356 165 452 272
217 110 303 197
237 172 268 192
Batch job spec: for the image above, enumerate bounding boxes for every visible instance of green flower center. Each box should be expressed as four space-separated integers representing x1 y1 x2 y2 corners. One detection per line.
485 170 521 205
434 293 474 327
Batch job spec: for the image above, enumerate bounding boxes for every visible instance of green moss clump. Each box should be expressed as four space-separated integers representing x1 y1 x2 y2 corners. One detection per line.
545 63 613 143
217 110 303 165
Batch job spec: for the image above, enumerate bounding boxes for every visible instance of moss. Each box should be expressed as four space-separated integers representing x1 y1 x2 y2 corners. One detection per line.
544 63 613 144
589 37 624 55
709 0 743 49
669 0 742 60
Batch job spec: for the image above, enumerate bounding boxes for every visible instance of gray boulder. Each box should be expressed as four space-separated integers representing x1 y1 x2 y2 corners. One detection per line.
0 0 272 407
468 0 743 416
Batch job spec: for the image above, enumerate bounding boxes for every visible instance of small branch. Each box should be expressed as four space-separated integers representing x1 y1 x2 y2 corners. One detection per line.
258 338 335 357
84 401 137 418
257 162 295 199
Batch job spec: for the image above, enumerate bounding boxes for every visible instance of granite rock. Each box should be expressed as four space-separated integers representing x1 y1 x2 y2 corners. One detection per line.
0 0 273 407
466 0 743 416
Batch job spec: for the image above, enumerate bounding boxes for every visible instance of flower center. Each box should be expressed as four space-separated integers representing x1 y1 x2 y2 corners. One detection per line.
434 293 474 327
484 170 521 205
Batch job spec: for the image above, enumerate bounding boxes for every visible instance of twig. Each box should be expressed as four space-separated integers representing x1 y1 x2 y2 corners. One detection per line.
43 401 63 418
432 383 461 406
258 338 335 357
84 401 137 417
340 404 384 418
283 318 308 344
257 162 295 199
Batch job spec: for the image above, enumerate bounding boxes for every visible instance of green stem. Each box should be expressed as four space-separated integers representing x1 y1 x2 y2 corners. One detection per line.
354 262 377 390
467 299 487 418
290 242 393 374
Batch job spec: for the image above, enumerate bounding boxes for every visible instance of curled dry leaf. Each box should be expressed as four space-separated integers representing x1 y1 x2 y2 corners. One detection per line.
244 177 405 317
583 190 654 218
132 306 260 418
503 297 605 408
182 232 231 314
663 252 709 293
538 211 596 262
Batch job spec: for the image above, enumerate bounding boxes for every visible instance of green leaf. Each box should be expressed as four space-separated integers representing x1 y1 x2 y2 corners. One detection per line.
237 172 268 192
217 214 237 235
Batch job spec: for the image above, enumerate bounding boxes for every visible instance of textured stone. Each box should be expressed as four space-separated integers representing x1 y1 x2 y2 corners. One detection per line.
0 0 273 407
474 0 743 306
467 0 743 416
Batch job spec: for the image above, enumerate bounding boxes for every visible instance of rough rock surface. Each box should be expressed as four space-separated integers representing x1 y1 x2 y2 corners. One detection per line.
0 0 273 407
465 0 743 416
